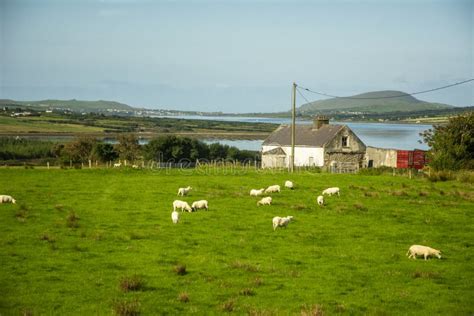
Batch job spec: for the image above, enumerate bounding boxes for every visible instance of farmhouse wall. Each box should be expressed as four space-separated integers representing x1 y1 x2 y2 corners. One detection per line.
262 145 324 168
365 146 397 168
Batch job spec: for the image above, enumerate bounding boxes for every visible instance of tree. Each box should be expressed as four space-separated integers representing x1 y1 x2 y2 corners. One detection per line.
63 137 97 163
115 134 141 162
93 143 118 162
420 112 474 170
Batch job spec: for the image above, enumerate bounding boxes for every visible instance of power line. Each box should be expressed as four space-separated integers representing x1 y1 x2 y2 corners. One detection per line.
297 78 474 100
296 86 312 105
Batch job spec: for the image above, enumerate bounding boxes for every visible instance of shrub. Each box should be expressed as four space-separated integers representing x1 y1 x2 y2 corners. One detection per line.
119 275 145 292
428 171 455 182
112 297 140 316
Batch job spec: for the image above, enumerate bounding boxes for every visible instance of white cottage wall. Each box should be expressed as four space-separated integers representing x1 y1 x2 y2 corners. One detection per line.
262 145 324 167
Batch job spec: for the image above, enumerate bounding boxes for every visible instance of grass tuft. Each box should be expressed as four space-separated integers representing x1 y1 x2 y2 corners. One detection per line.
39 232 56 243
291 204 306 211
253 276 263 287
239 288 255 296
391 190 408 196
364 191 379 197
178 292 189 303
353 203 368 212
15 209 28 222
419 191 429 197
119 275 145 292
222 299 235 312
54 204 64 211
66 211 79 228
300 304 324 316
412 271 440 279
112 297 140 316
174 264 187 276
230 260 259 272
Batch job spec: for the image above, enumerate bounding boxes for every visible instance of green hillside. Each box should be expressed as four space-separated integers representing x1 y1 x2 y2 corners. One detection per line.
0 99 133 111
298 90 454 114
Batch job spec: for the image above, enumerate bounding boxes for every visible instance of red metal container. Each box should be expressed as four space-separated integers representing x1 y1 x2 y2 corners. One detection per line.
397 150 411 169
412 150 426 170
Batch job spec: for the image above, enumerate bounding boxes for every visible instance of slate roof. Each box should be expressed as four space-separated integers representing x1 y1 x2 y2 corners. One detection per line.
262 124 345 147
262 147 286 155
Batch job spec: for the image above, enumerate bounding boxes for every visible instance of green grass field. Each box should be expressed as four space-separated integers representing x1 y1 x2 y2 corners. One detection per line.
0 168 473 315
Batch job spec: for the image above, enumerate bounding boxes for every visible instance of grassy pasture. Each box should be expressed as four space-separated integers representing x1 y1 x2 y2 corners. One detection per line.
0 168 473 315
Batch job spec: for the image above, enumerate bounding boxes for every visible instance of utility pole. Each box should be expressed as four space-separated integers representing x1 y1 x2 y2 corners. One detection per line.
290 82 296 173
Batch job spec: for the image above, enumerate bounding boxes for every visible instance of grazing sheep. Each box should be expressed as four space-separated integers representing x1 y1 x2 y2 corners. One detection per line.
284 181 294 189
407 245 442 260
177 186 192 196
113 162 122 168
317 195 324 206
272 216 293 230
191 200 209 211
0 195 16 204
171 210 180 224
257 196 272 206
132 164 139 169
322 187 340 196
265 185 281 194
173 200 193 212
250 189 265 197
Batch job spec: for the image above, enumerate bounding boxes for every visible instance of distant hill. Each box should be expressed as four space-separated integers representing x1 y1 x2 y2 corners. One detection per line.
0 99 133 112
298 90 454 114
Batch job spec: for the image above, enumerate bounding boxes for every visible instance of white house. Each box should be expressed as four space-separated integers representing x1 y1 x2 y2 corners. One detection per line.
261 116 366 172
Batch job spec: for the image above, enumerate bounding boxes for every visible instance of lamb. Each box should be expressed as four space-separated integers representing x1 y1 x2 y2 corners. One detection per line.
322 187 340 196
317 195 324 206
284 180 294 189
406 245 442 260
250 188 265 197
265 185 281 194
113 162 122 167
257 196 272 206
272 216 293 230
177 186 192 196
171 210 180 224
173 200 193 212
191 200 208 211
0 195 16 204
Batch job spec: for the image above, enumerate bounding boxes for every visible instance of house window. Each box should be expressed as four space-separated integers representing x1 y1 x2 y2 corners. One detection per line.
342 136 348 147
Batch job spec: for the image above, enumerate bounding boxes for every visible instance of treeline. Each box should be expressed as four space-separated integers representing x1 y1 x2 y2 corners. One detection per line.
0 135 260 165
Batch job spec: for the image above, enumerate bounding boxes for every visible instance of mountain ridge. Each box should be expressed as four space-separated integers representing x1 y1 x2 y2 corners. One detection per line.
298 90 454 114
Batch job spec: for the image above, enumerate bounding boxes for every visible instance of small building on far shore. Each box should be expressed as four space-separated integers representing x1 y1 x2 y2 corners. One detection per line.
261 116 366 172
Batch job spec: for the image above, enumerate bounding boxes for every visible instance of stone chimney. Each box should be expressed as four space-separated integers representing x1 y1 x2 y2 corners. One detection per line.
313 115 329 130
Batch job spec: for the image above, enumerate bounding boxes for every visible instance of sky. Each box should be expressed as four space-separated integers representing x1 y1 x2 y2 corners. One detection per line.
0 0 473 112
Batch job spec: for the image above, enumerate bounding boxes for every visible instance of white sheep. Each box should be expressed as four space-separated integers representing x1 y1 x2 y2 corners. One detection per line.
317 195 324 206
113 162 122 168
322 187 340 196
265 185 281 194
171 210 180 224
250 188 265 197
406 245 442 260
177 186 192 196
257 196 272 206
173 200 192 212
284 180 294 189
0 195 16 204
272 216 293 230
191 200 208 211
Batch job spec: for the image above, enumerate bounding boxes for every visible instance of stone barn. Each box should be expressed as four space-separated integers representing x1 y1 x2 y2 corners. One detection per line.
261 116 366 172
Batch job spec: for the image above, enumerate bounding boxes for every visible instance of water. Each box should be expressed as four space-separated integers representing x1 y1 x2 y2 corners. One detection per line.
10 116 432 151
156 115 431 150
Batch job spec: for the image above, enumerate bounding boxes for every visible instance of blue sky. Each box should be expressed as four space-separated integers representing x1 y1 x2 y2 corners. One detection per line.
1 0 472 112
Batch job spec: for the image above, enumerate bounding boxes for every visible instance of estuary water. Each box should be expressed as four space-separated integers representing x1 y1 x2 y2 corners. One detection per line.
159 115 431 151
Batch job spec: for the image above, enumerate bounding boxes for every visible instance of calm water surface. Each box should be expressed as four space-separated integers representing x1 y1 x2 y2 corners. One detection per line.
14 116 431 151
159 116 431 150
